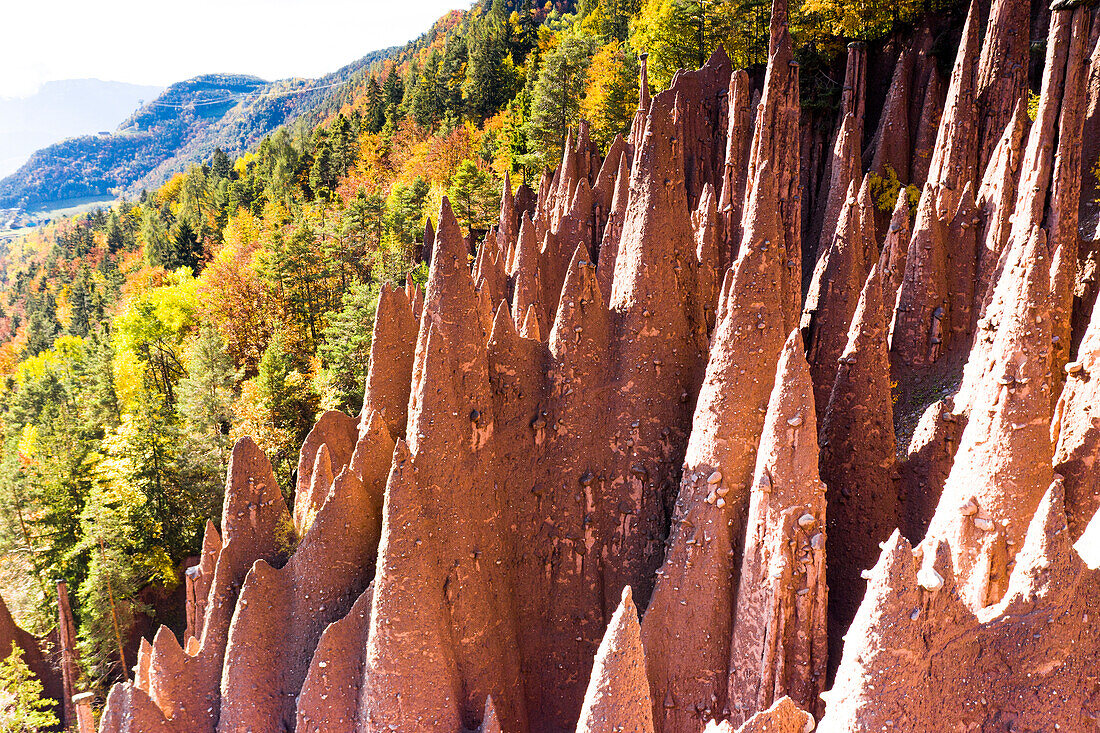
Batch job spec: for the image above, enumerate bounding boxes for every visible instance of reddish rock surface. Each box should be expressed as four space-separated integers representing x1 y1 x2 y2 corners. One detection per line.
641 161 787 733
821 481 1100 731
974 0 1030 173
727 331 827 725
925 225 1053 609
719 69 753 272
818 264 899 673
576 586 655 733
184 520 221 645
705 697 815 733
102 11 1100 731
1052 290 1100 540
360 282 418 439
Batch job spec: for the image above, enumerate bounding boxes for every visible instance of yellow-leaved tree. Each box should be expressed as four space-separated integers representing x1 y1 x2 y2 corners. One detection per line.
581 41 640 148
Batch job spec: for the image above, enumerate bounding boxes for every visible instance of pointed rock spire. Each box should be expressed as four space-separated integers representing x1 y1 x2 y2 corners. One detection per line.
361 277 420 443
362 440 465 730
1047 7 1090 398
521 303 542 341
819 263 898 671
719 69 753 272
813 43 866 272
744 0 801 325
910 67 946 187
999 477 1078 605
889 182 952 370
474 233 508 309
218 405 393 731
421 217 435 264
1005 6 1076 258
606 87 709 606
868 48 913 181
975 0 1030 173
295 410 358 533
141 436 292 732
926 0 980 191
295 584 373 731
497 170 517 259
628 52 651 149
728 330 827 724
481 695 502 733
1052 289 1100 540
98 682 174 732
804 177 876 411
667 45 732 206
641 162 787 732
512 214 546 332
593 134 627 214
295 442 333 534
974 98 1027 312
576 586 655 733
694 182 720 331
184 520 220 646
877 188 911 308
596 151 630 303
409 198 491 450
925 225 1053 609
818 531 949 731
960 6 1087 418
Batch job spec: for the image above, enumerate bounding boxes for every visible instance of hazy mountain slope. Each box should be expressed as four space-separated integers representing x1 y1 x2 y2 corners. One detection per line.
0 79 163 179
0 47 393 208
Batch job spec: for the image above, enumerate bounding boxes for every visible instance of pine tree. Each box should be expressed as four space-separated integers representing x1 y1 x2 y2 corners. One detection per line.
440 35 469 124
318 282 378 412
464 4 517 122
0 642 58 733
527 33 598 166
364 75 386 133
448 160 499 232
67 267 92 338
412 50 445 128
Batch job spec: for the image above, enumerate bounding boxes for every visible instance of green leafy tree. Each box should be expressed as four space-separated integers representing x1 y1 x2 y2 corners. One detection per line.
364 75 387 133
631 0 761 87
0 643 58 732
67 267 93 338
580 0 641 40
172 218 205 273
448 160 500 232
412 50 445 127
250 332 320 489
177 325 239 492
526 33 598 166
387 177 430 245
141 207 172 269
317 282 379 412
464 3 520 122
440 35 470 124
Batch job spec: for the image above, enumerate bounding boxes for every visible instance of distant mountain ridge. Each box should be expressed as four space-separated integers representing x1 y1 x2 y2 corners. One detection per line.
0 47 395 209
0 79 163 180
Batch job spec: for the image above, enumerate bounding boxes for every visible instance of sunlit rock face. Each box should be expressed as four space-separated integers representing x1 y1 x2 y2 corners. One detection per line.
100 3 1100 731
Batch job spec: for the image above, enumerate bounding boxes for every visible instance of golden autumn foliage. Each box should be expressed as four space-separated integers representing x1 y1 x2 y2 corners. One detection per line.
581 41 639 148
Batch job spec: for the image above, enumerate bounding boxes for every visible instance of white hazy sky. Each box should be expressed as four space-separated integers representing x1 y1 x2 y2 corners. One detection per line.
0 0 467 98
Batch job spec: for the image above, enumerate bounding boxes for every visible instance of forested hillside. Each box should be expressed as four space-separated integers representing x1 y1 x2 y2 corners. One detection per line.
0 47 393 210
0 0 966 701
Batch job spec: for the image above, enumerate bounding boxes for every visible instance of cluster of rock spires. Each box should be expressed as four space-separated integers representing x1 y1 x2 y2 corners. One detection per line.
48 0 1098 729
